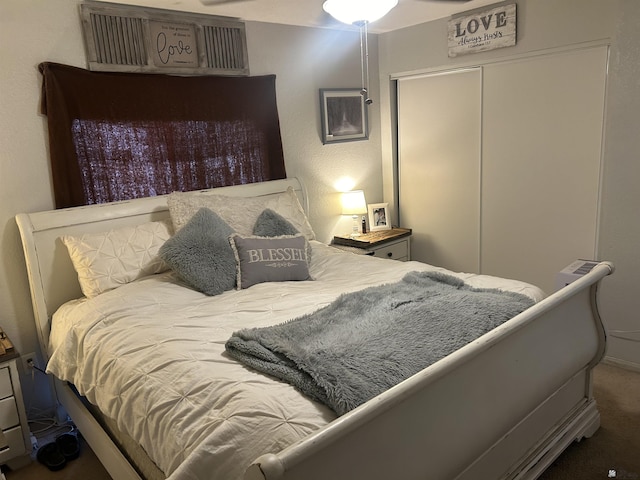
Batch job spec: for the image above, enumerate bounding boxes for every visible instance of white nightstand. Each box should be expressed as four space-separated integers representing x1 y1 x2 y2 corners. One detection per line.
332 228 412 261
0 357 31 469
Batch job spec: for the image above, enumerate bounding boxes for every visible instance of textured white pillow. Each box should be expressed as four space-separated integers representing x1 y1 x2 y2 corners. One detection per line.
61 220 173 298
167 186 316 241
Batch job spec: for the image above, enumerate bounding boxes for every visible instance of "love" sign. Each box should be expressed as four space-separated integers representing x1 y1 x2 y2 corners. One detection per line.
447 4 516 57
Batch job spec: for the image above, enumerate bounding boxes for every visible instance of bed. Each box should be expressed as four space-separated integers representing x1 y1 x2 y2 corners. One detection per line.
15 177 613 480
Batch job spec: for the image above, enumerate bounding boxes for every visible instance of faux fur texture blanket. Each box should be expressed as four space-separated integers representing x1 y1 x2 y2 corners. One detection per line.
225 271 535 415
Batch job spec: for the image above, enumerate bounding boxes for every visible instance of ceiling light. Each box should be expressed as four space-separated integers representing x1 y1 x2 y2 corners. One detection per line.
322 0 399 25
322 0 398 106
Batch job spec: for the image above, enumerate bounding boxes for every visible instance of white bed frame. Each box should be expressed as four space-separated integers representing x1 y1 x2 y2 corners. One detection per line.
16 177 614 480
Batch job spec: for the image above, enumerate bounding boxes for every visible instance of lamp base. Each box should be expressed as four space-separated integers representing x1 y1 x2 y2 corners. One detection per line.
350 215 361 238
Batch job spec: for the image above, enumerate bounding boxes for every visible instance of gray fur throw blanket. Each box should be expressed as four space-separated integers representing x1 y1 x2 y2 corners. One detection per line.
225 271 534 415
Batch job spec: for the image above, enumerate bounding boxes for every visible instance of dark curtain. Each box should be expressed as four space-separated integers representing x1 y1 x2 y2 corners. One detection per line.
39 62 286 208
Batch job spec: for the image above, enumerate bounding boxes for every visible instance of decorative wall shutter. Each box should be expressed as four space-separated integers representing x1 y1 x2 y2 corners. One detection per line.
80 2 249 76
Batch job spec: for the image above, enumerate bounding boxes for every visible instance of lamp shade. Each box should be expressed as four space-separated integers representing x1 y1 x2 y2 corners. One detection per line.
341 190 367 215
322 0 399 25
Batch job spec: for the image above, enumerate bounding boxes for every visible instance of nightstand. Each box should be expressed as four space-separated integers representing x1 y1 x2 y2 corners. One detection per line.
332 228 412 261
0 356 31 469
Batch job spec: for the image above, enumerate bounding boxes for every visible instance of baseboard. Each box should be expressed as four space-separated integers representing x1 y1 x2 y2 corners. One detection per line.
603 356 640 373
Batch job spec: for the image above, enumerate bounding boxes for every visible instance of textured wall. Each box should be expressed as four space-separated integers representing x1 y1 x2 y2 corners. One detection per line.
245 22 384 243
598 0 640 369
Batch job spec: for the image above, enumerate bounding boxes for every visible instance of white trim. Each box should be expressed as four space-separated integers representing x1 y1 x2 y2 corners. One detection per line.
603 356 640 374
390 39 611 81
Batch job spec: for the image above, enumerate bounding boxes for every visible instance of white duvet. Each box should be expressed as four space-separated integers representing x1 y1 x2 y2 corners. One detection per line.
47 242 543 480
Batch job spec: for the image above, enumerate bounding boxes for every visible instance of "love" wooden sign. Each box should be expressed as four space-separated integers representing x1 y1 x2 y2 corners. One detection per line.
448 3 516 57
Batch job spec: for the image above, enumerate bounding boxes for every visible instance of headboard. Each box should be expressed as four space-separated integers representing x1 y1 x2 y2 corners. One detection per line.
16 178 307 361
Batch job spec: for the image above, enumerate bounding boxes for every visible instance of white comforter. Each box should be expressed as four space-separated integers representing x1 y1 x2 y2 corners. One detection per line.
47 242 543 480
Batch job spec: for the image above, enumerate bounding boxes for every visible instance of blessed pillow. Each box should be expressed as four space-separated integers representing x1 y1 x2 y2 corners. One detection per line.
168 186 315 240
61 220 172 299
229 234 311 289
159 208 236 296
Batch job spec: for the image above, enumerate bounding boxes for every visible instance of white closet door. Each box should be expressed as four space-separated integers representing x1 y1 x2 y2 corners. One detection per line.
397 69 482 273
481 47 607 293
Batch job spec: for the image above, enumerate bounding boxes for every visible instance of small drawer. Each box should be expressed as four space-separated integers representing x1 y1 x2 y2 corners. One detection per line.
0 367 12 399
370 240 408 261
0 397 19 430
0 426 26 463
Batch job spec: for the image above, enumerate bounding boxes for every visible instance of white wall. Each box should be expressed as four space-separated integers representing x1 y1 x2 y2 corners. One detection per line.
0 1 382 414
1 0 88 413
379 0 640 368
245 21 383 241
598 0 640 370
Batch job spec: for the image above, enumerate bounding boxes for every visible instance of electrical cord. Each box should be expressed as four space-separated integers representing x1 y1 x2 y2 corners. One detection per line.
26 358 47 374
24 357 48 418
22 358 77 450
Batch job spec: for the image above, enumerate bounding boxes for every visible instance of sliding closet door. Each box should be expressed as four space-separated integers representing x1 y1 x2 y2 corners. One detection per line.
481 47 607 293
397 69 482 273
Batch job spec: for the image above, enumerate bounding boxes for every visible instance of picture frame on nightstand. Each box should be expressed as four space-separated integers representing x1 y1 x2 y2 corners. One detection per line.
368 203 391 231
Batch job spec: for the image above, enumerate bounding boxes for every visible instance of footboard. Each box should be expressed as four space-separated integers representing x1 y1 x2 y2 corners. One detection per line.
245 262 613 480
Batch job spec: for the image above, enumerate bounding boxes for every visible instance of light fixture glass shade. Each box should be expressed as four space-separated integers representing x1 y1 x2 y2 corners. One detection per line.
323 0 399 25
341 190 367 215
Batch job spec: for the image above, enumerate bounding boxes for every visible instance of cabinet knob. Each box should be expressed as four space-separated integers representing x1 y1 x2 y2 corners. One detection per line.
387 252 393 258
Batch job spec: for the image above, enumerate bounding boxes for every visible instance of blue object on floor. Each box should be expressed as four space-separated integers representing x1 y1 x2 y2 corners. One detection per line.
56 433 81 461
36 442 66 471
35 433 80 471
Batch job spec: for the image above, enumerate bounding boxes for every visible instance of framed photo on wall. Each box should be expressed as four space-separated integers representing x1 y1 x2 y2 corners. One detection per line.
368 203 391 231
320 88 368 144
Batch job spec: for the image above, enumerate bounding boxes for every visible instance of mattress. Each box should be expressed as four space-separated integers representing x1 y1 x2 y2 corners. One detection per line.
47 242 543 480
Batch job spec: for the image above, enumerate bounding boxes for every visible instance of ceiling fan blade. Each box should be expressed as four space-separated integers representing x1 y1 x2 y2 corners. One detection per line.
200 0 254 5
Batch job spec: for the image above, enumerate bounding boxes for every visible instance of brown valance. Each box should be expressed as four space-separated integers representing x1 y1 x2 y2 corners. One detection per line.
39 62 286 208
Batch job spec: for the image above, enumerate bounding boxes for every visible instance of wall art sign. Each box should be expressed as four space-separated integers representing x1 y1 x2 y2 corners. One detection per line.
447 3 516 58
149 21 199 68
79 2 249 76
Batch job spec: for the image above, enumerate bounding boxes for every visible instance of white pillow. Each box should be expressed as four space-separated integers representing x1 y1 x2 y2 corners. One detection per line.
61 220 172 298
167 186 316 240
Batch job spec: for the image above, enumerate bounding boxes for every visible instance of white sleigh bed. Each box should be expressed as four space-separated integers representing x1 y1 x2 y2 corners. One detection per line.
16 177 613 480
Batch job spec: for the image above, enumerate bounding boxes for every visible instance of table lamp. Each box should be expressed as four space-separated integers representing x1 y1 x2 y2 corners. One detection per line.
341 190 367 237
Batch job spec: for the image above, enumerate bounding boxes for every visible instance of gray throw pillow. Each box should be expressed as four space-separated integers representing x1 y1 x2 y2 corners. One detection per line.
159 208 236 296
229 234 312 289
253 208 299 237
254 208 312 262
